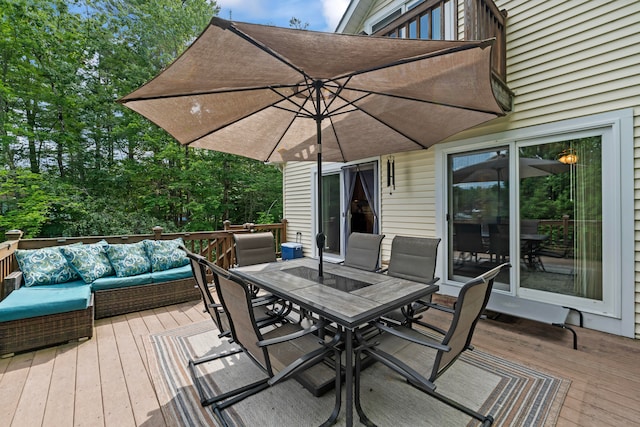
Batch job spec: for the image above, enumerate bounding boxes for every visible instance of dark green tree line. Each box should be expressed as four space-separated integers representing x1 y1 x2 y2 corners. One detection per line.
0 0 283 238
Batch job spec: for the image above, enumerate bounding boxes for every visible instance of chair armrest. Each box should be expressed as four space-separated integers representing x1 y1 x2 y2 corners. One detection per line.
371 321 450 352
251 294 280 307
2 271 22 300
257 320 327 347
415 301 455 314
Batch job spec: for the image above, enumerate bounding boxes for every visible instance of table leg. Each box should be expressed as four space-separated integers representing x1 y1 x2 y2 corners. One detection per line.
345 328 353 426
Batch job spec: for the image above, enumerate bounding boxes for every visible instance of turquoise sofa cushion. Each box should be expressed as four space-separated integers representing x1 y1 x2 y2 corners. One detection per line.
91 273 153 291
150 265 193 283
0 283 92 322
15 245 80 287
60 241 115 283
143 238 189 272
106 242 151 277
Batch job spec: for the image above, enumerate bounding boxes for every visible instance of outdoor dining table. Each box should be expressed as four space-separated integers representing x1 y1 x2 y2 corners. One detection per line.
231 257 439 427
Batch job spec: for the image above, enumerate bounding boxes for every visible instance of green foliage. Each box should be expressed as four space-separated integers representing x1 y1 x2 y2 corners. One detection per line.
0 0 284 238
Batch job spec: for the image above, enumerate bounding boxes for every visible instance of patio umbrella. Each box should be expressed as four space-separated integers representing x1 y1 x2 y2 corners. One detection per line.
119 17 506 275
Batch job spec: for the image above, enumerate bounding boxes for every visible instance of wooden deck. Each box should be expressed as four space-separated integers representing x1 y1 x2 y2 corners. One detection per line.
1 299 639 426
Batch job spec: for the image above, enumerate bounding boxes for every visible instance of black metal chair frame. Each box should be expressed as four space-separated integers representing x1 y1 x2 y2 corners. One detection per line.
184 249 290 339
188 261 343 427
354 263 511 427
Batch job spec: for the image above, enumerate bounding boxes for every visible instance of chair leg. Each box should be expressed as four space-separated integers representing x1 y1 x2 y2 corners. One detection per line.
410 379 494 426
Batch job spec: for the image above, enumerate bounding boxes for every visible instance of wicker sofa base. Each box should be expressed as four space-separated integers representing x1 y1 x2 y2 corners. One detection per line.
0 299 94 357
94 277 199 319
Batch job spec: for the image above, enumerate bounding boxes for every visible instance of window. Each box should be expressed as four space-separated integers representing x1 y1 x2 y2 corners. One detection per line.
372 0 456 40
437 109 634 336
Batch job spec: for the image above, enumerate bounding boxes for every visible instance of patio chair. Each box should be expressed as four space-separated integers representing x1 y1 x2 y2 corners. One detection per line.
189 262 342 426
233 231 277 266
453 222 486 264
488 223 509 263
343 232 385 271
354 263 511 427
184 249 287 339
381 236 440 324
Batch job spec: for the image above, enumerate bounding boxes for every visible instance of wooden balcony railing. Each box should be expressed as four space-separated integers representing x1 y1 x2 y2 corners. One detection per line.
0 220 289 300
464 0 508 80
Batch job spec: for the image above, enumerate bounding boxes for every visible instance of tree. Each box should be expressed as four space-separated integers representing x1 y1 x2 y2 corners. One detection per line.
0 0 284 237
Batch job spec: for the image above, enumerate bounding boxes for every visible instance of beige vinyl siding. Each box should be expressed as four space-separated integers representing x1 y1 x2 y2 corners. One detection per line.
380 149 438 262
286 0 640 336
282 162 314 255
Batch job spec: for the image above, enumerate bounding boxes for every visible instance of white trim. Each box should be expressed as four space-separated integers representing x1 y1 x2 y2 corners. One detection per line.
435 108 635 337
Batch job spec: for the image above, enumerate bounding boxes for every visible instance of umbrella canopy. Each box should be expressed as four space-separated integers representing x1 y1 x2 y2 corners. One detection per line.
119 17 506 274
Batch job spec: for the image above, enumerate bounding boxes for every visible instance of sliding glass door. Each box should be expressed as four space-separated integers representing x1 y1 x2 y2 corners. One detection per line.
316 161 379 259
445 136 607 313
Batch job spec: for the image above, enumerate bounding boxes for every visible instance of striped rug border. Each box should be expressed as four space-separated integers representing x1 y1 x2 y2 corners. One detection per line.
146 321 570 427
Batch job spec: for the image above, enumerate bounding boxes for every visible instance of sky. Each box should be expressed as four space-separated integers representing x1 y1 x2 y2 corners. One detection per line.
217 0 350 32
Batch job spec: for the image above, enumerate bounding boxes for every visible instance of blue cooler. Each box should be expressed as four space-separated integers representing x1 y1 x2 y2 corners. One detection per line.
281 242 303 260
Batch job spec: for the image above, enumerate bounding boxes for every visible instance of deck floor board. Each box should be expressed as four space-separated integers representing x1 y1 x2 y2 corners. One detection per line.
1 299 639 426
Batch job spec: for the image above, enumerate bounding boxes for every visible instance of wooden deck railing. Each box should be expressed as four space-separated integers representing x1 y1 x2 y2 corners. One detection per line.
464 0 508 80
0 220 289 300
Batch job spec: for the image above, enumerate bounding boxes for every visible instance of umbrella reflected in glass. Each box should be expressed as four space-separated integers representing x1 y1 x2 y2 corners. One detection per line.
453 153 570 220
119 17 506 275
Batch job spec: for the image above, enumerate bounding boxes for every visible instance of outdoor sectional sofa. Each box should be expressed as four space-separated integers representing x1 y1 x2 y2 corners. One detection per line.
0 238 199 356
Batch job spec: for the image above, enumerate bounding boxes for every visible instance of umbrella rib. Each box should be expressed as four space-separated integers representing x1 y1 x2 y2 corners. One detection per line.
346 87 504 116
221 20 312 82
119 84 299 103
333 40 494 82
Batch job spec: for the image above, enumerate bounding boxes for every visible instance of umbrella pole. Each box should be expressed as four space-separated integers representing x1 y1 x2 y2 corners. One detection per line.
314 81 324 277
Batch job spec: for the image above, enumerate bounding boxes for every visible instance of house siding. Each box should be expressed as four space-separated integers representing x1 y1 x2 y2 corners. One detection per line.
380 150 438 262
282 0 640 337
282 162 313 256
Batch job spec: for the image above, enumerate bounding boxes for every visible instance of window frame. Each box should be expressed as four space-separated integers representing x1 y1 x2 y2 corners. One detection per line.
435 109 635 337
370 0 457 40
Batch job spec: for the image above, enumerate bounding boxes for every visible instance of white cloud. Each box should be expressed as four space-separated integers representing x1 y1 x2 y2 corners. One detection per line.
321 0 350 31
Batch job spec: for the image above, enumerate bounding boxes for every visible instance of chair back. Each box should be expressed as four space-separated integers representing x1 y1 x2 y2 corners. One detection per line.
344 232 385 271
431 263 510 381
387 236 440 283
453 223 485 254
184 249 230 334
208 262 272 374
488 223 509 258
234 232 277 266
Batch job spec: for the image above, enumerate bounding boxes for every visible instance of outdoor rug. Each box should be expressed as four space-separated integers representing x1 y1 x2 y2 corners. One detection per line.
145 321 570 426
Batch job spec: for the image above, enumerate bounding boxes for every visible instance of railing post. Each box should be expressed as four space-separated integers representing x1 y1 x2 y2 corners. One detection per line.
281 218 288 243
152 226 163 241
5 230 23 241
223 220 231 230
562 215 570 247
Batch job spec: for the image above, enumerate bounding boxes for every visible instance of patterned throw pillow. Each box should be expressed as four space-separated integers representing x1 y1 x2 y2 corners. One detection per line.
106 242 151 277
15 246 80 287
60 241 115 283
143 238 189 272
